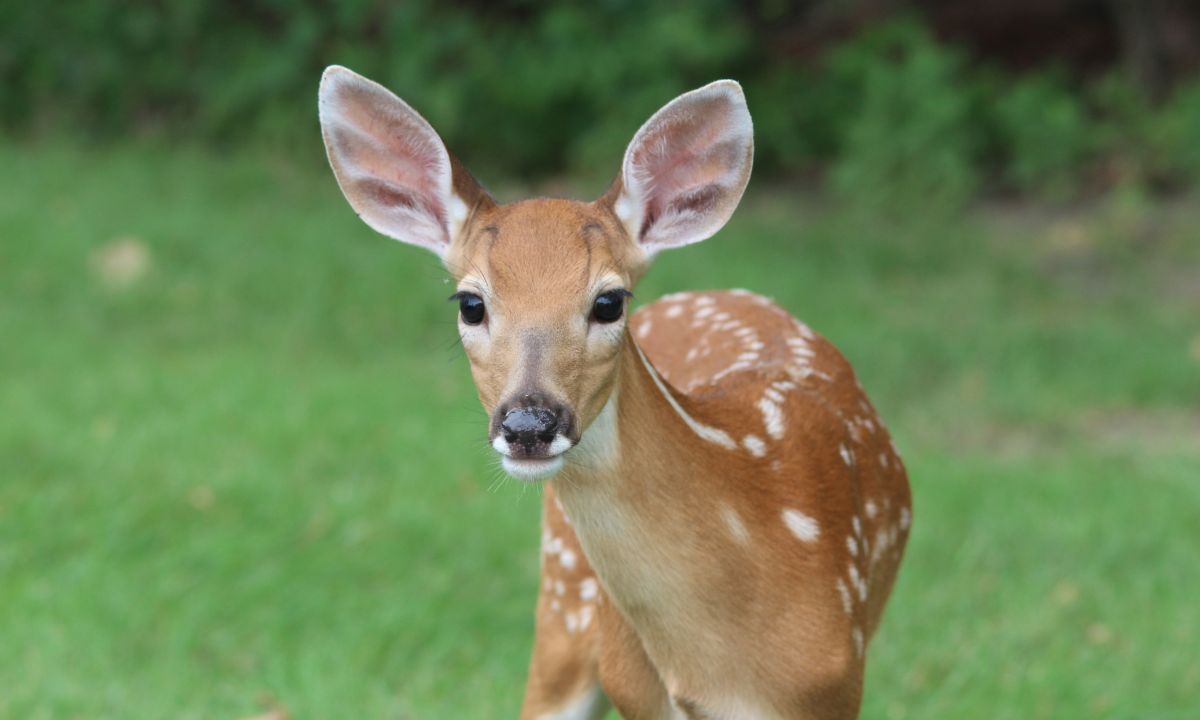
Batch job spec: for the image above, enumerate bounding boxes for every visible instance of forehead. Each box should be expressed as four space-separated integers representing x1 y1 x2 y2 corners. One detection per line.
451 199 634 294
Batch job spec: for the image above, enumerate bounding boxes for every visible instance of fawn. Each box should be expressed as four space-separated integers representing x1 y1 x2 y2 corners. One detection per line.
318 66 911 719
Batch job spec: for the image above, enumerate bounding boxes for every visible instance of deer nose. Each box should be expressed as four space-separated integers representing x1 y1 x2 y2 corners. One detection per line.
501 406 561 449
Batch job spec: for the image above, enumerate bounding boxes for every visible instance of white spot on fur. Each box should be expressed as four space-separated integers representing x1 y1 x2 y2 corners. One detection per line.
708 360 753 384
742 434 766 457
565 612 579 633
872 528 891 565
839 444 855 466
554 580 566 597
787 337 815 356
580 577 599 601
637 320 652 339
758 397 785 440
865 500 878 519
695 296 715 306
721 504 751 544
852 626 864 657
879 452 889 468
900 506 912 530
848 563 867 602
846 535 858 556
579 604 594 631
560 548 577 570
782 508 820 542
852 516 862 537
665 304 684 318
836 578 853 615
695 306 715 320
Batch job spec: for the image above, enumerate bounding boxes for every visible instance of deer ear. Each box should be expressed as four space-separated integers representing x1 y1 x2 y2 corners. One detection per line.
609 80 754 255
318 65 491 259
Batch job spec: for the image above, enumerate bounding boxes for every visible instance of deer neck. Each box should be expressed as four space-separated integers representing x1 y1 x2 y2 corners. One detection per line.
557 330 719 505
552 332 731 643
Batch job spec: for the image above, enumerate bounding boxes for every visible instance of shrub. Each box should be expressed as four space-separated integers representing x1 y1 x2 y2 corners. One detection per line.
2 2 1197 198
827 21 980 212
1146 80 1200 185
993 72 1091 199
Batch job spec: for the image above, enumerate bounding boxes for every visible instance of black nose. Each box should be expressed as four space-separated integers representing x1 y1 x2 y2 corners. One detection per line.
501 406 561 449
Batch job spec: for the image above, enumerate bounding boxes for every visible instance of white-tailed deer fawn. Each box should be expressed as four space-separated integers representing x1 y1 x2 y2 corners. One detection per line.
319 66 911 719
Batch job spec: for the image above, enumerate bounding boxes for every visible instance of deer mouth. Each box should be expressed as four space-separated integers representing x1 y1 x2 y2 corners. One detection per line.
492 434 573 482
501 454 566 482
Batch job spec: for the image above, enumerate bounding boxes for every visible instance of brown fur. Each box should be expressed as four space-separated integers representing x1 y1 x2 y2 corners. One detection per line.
317 68 911 719
444 200 910 719
518 285 910 719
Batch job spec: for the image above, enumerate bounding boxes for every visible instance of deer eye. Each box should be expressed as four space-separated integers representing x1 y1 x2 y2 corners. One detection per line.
591 289 630 324
451 292 486 325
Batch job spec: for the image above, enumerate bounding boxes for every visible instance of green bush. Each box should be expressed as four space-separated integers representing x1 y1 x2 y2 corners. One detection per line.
993 72 1091 198
1088 71 1158 187
0 0 748 180
827 21 980 211
2 2 1198 198
1146 80 1200 184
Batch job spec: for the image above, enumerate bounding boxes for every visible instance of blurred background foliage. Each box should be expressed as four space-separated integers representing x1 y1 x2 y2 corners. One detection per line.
3 2 1200 717
4 0 1200 204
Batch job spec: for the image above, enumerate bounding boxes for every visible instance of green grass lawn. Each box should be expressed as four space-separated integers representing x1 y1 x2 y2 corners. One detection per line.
2 141 1198 719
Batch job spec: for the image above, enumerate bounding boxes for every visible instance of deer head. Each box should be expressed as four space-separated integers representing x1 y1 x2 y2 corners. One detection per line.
318 66 753 481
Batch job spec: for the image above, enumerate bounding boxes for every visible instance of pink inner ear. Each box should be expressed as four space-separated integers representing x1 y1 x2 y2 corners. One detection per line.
627 92 746 243
320 71 461 251
330 91 449 225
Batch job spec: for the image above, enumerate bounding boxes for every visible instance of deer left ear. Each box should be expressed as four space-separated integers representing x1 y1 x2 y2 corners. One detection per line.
608 80 754 256
318 65 492 261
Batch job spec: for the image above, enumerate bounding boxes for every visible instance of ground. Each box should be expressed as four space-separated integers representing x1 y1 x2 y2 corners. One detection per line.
1 141 1197 718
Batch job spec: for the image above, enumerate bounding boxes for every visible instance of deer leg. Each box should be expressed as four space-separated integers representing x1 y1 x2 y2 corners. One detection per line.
520 488 610 720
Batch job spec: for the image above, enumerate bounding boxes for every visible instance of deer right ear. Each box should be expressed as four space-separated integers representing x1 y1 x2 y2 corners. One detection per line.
606 80 754 257
318 66 490 259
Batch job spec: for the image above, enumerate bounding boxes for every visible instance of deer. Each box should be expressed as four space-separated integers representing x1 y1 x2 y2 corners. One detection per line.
317 66 912 720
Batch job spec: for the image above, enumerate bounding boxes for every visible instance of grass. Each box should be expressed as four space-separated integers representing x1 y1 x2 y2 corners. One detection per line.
1 140 1198 719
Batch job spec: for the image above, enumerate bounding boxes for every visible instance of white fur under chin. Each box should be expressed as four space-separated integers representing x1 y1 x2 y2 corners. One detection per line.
566 395 620 471
501 455 565 482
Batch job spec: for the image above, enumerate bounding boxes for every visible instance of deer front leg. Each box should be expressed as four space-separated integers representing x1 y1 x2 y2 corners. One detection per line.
520 487 610 720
